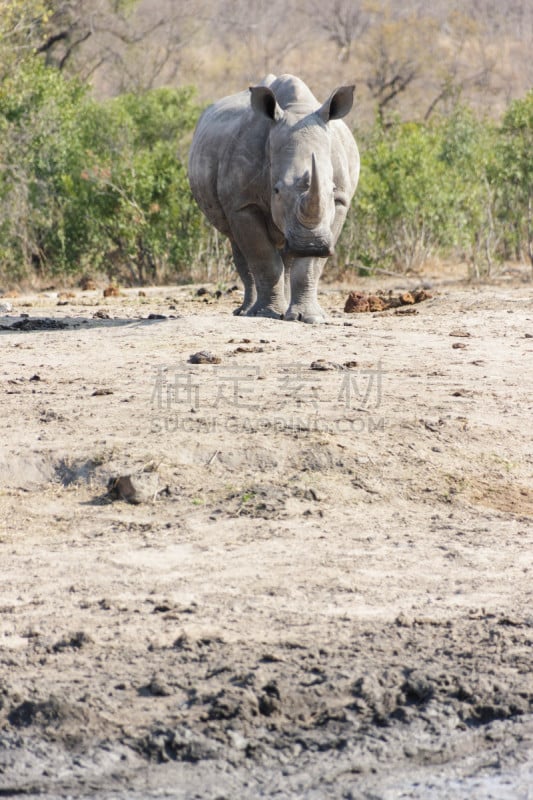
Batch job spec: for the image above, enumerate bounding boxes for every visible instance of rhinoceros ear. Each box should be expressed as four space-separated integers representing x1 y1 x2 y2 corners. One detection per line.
317 85 355 122
249 86 284 122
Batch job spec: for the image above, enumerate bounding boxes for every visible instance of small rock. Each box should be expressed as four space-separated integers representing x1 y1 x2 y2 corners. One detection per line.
93 309 110 319
449 329 471 338
143 676 172 697
0 301 13 313
107 475 140 504
107 473 162 504
91 388 113 396
310 359 343 371
103 285 120 297
189 351 221 364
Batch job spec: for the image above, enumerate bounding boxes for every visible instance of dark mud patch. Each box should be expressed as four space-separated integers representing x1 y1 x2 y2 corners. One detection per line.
125 613 533 770
8 695 88 732
0 317 70 332
1 594 532 798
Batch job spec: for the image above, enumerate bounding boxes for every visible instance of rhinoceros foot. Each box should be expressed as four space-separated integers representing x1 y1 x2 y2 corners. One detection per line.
246 302 284 320
284 303 327 324
233 301 255 316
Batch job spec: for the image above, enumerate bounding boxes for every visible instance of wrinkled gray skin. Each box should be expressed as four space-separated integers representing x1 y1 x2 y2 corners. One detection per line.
188 74 360 323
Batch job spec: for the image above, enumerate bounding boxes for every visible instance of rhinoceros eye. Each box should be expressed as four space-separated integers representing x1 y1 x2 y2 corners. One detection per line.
334 192 348 207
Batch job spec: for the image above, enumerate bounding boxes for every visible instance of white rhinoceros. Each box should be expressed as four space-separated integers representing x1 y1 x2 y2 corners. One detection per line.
188 73 360 323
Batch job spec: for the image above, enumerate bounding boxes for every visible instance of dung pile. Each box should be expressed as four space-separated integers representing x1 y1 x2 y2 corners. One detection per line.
344 288 432 313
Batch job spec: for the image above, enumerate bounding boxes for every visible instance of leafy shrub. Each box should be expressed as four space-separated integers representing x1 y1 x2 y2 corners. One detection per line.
494 90 533 268
0 61 204 283
340 109 499 274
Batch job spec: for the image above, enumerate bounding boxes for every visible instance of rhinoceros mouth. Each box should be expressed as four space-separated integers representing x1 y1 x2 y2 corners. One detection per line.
283 241 333 258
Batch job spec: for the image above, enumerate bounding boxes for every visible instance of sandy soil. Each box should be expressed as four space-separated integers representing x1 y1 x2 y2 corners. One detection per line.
0 273 532 799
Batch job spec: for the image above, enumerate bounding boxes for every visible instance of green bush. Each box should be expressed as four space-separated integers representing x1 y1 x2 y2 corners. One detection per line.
0 61 87 277
0 61 204 283
494 90 533 268
340 109 499 274
437 107 499 275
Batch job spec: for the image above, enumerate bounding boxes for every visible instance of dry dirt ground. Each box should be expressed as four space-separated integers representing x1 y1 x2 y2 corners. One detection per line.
0 273 532 799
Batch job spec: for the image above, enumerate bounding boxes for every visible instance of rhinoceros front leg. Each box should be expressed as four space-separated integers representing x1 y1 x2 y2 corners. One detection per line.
284 256 327 324
231 242 257 316
229 207 286 319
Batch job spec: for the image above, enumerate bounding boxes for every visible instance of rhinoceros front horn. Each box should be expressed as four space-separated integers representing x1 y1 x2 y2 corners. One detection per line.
297 153 323 230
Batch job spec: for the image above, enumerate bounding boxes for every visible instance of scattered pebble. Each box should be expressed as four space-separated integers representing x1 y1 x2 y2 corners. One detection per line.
310 359 343 371
449 329 471 337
